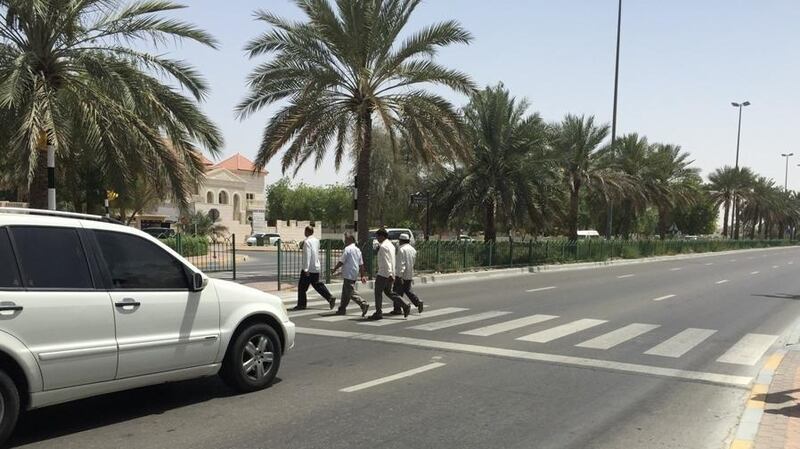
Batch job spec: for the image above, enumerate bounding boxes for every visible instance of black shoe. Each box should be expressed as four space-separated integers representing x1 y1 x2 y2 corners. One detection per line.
367 313 383 321
417 302 424 314
290 305 306 311
360 303 370 317
334 308 346 315
327 296 336 310
388 310 403 316
402 303 411 318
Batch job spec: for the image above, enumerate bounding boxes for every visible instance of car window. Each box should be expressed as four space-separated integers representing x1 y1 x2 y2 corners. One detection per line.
387 230 403 240
11 226 93 289
0 228 21 289
94 231 189 290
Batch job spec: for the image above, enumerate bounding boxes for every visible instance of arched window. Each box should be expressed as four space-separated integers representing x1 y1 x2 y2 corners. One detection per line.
206 191 214 204
218 191 229 205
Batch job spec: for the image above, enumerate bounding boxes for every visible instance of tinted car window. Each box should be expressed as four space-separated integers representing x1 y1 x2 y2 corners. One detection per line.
0 228 21 289
94 231 188 290
12 227 93 289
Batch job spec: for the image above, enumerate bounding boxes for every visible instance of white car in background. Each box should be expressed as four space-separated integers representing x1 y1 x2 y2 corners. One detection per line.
369 227 416 249
246 232 281 246
0 208 295 445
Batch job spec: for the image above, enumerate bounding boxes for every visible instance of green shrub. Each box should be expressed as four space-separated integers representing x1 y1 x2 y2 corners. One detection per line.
161 235 209 257
620 245 641 259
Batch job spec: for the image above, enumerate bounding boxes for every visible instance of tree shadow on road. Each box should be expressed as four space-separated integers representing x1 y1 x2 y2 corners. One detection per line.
8 376 282 448
751 293 800 300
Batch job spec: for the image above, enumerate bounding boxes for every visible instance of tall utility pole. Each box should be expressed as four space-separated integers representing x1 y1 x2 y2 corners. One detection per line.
730 101 750 239
782 153 794 191
607 0 622 239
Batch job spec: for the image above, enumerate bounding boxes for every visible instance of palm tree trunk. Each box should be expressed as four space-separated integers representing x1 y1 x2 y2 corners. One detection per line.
657 206 668 240
722 196 730 237
733 198 740 240
568 178 580 241
749 208 758 240
485 199 496 242
355 111 373 245
29 145 50 209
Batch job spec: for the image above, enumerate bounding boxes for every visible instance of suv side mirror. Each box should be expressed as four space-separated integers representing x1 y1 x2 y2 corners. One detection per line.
191 272 208 292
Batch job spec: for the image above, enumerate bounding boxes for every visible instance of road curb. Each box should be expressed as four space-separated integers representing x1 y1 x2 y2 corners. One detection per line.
727 351 787 449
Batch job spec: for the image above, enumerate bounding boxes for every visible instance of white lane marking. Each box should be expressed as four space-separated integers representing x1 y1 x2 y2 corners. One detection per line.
359 307 468 327
313 313 363 322
517 318 608 343
717 334 779 366
526 286 557 293
789 261 794 265
576 323 661 350
340 362 446 393
644 328 717 358
409 311 511 331
617 274 635 279
704 262 714 266
750 271 760 275
729 259 737 262
772 265 780 269
283 298 328 307
461 314 559 337
289 309 333 318
297 327 751 387
669 268 682 271
716 280 729 285
652 294 676 302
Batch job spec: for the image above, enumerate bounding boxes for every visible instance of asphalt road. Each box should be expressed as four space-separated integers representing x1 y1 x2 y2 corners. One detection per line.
11 247 800 449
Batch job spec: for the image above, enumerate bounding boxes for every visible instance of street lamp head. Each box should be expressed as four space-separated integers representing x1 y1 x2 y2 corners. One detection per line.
742 101 751 106
731 102 740 107
782 153 794 157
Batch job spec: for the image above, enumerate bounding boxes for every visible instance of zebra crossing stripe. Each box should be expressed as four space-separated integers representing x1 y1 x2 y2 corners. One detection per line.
409 311 512 331
576 323 660 350
461 314 559 337
314 313 362 322
717 334 778 366
644 328 716 358
359 307 468 327
517 319 607 343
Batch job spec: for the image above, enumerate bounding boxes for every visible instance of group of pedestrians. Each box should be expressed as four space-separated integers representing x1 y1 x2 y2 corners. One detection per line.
290 226 423 321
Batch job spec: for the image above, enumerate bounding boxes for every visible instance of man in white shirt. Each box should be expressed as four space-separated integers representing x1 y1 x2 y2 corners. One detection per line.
369 228 410 320
331 233 369 317
291 226 335 311
391 233 423 314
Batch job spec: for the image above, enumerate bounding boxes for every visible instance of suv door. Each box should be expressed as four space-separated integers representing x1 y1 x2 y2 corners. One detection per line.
0 226 117 390
90 230 220 379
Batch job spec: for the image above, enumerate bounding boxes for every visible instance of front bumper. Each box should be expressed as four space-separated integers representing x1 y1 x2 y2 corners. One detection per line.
283 320 296 353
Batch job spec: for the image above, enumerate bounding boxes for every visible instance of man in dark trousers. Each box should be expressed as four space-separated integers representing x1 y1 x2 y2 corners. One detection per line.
330 232 369 316
368 228 410 320
291 226 335 311
392 233 423 313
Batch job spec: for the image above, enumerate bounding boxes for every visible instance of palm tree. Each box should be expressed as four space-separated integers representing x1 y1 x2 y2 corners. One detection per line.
599 133 650 237
708 166 739 237
427 84 557 241
180 211 228 238
740 176 779 239
0 0 222 209
550 114 627 240
647 143 701 238
237 0 475 243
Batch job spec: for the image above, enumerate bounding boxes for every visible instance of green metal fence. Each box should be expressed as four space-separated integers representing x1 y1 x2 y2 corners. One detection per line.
275 238 797 289
164 234 237 278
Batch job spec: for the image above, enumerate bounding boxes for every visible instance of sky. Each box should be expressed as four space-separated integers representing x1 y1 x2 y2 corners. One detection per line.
168 0 800 189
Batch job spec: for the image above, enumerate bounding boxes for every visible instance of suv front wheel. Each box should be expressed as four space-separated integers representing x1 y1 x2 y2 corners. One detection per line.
221 324 282 392
0 370 20 446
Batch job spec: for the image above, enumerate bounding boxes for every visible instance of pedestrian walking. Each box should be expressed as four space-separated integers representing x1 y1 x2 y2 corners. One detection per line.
369 228 410 320
391 233 423 314
291 226 336 311
331 232 370 317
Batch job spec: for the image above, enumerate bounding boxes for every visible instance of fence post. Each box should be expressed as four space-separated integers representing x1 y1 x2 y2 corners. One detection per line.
488 242 493 267
325 240 331 284
232 235 237 280
435 240 441 271
463 242 468 270
176 233 183 255
277 239 282 291
528 240 533 265
509 240 514 267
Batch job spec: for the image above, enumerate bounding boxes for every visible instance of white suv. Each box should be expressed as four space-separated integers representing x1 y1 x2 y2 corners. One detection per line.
0 208 295 444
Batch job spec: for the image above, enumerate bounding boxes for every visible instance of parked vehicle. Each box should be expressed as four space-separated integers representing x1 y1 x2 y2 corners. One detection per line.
576 230 601 239
369 228 416 249
141 227 176 239
457 235 476 243
0 208 295 445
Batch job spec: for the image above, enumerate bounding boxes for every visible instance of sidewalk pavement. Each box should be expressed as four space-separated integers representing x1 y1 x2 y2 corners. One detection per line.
729 343 800 449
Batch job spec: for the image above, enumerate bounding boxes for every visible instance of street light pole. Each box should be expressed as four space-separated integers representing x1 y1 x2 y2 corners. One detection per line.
607 0 622 239
730 101 750 240
782 153 794 191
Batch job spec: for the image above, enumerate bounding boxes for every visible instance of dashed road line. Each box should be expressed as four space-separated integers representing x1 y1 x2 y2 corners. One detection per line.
705 262 714 266
340 362 447 392
526 286 557 293
617 274 635 279
716 280 729 285
652 294 676 302
669 268 682 271
750 271 760 275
